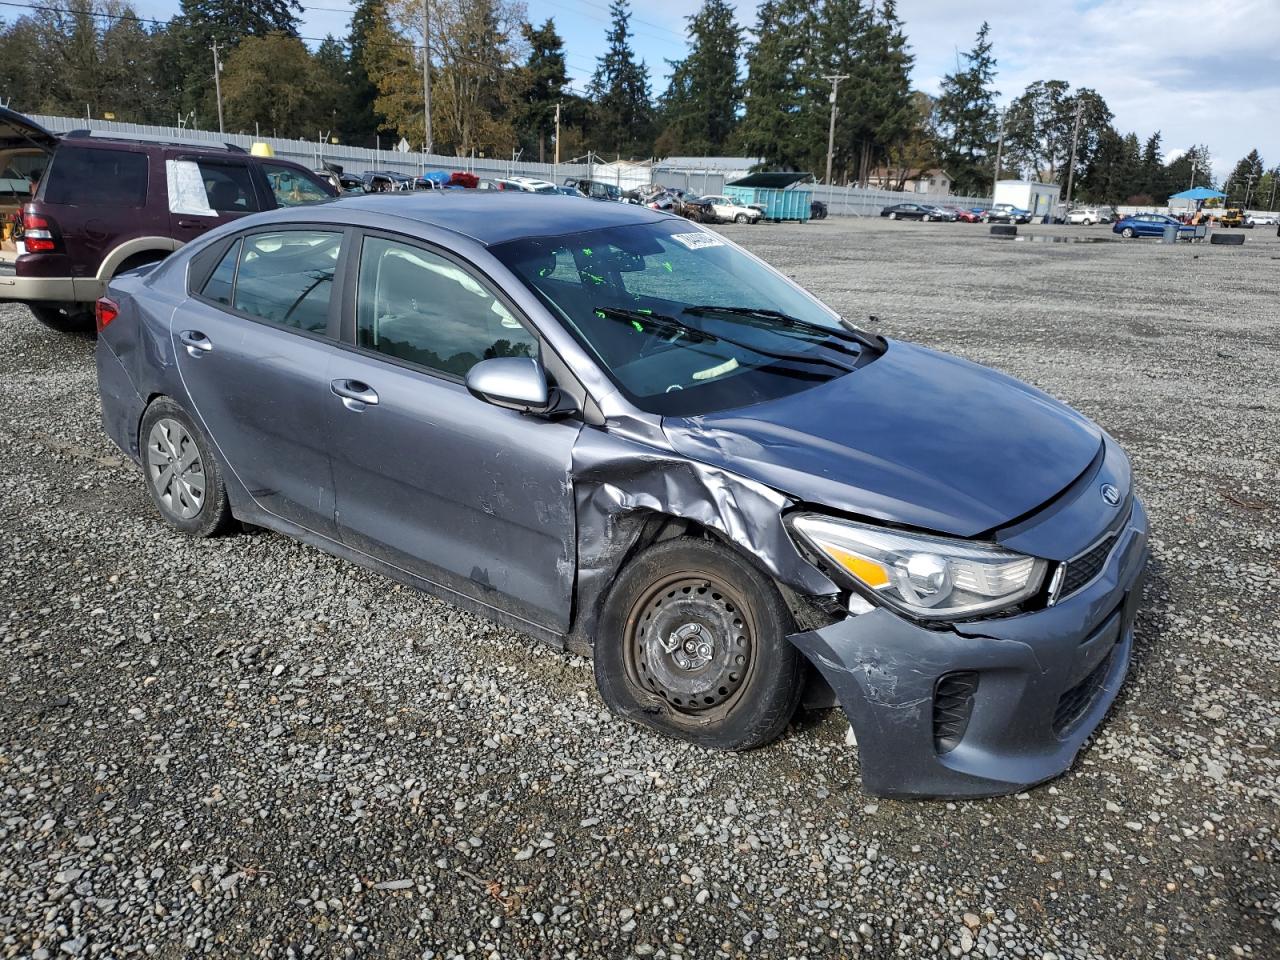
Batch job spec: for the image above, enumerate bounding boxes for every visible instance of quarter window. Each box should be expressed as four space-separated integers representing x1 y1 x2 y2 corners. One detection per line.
201 240 241 305
356 236 536 378
43 145 147 207
231 230 341 333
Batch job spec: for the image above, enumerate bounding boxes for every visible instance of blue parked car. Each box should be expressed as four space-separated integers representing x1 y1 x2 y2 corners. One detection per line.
92 193 1148 798
1112 214 1195 239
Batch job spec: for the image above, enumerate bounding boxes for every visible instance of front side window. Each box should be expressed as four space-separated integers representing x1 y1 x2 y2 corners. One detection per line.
43 145 147 207
260 163 332 207
493 220 873 416
231 230 341 333
356 236 536 378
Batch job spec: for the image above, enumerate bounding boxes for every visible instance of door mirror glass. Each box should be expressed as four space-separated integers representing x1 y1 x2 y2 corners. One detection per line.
465 357 550 412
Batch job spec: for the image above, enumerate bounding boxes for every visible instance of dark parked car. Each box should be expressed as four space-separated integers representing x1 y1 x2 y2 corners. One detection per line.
0 108 336 328
985 204 1032 224
676 194 716 222
94 193 1148 798
880 202 945 221
810 200 828 220
564 178 623 202
361 170 414 192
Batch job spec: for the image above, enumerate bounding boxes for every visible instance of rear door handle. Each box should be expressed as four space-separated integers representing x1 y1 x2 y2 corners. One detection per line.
331 378 378 411
179 330 212 356
177 219 210 229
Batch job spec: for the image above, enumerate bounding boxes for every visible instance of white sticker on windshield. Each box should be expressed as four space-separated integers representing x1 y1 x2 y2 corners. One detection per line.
671 231 725 250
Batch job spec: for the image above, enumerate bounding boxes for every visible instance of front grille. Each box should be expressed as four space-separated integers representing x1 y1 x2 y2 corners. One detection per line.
1059 533 1117 598
933 671 979 754
1053 650 1113 736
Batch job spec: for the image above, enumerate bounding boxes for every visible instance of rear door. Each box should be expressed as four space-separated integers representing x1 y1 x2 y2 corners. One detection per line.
173 226 350 539
166 153 263 246
325 230 581 632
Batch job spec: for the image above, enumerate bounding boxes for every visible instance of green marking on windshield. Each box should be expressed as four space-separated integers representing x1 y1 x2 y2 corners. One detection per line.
631 320 644 331
582 247 593 256
585 272 605 284
637 308 652 314
594 309 606 319
662 261 673 272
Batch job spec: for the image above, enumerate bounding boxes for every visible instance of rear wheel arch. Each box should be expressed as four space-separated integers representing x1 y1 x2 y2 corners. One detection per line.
96 237 179 282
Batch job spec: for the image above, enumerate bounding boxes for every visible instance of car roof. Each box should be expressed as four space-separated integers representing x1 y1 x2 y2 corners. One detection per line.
312 191 670 246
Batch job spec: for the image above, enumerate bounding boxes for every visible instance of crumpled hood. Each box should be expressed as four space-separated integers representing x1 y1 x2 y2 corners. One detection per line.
662 340 1103 537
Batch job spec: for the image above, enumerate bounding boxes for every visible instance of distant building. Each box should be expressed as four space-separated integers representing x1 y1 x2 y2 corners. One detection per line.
865 167 953 194
654 156 767 195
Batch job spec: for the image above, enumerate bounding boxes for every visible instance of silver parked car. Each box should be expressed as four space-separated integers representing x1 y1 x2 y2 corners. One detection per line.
93 194 1148 797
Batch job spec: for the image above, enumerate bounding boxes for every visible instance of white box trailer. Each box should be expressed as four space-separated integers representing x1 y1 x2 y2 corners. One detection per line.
994 180 1061 220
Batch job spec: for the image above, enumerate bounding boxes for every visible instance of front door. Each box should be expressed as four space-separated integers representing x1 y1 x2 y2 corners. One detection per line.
173 227 348 540
326 232 581 632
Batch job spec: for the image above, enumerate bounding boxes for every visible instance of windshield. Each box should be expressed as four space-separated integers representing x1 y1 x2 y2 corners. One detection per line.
492 219 870 416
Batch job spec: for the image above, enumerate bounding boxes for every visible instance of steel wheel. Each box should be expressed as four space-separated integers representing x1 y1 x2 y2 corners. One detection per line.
146 417 206 520
888 212 897 220
625 573 755 715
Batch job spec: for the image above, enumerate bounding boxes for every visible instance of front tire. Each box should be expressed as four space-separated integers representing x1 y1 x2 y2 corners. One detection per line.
139 398 234 537
593 537 803 751
734 213 748 224
1121 227 1135 238
888 212 897 220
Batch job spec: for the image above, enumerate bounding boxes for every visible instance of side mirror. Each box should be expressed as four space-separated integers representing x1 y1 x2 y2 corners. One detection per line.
466 357 575 417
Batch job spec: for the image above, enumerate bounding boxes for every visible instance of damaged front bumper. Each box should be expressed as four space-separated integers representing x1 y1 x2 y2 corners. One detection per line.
789 496 1149 798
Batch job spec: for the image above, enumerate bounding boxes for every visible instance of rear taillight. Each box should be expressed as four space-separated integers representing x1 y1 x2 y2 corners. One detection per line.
95 297 119 333
22 210 57 253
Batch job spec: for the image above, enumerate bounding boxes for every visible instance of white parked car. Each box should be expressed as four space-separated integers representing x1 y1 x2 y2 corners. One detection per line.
1246 212 1278 226
496 176 558 194
1067 207 1112 225
701 195 763 224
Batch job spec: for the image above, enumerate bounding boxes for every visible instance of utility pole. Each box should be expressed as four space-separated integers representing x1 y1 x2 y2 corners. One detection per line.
211 42 224 134
1243 172 1257 209
1063 99 1083 209
991 107 1006 201
1189 156 1197 189
422 0 433 157
1269 174 1278 212
822 74 848 186
554 102 561 165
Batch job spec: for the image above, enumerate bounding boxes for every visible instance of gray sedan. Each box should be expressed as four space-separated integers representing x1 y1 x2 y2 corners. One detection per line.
94 193 1147 797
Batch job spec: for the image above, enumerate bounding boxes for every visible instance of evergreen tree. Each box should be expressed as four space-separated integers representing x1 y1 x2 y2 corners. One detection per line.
220 31 318 137
1137 131 1165 201
655 0 742 157
339 0 383 145
515 19 568 162
588 0 654 157
1225 149 1265 204
934 21 998 195
848 0 915 184
735 0 808 168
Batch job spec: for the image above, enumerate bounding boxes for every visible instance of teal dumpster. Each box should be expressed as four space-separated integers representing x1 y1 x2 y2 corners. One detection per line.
723 172 814 222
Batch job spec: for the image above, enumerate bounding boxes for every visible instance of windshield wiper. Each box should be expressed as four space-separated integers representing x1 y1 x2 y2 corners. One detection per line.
683 305 887 356
592 306 857 374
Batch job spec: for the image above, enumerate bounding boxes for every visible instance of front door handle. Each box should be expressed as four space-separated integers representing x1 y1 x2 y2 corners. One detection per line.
179 330 212 356
331 378 379 411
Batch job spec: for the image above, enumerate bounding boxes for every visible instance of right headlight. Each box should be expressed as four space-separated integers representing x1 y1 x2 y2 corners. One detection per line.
789 514 1048 621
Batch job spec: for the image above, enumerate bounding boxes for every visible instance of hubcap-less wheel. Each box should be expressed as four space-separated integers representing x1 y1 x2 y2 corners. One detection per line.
735 213 748 223
627 575 753 713
888 212 896 220
1122 227 1135 238
146 418 206 519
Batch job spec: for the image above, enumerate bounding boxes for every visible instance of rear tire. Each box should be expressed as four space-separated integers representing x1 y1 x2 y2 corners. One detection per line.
139 398 234 538
593 537 803 752
28 303 93 332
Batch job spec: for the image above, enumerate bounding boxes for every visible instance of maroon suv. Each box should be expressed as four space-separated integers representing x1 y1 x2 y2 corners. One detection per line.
0 109 336 328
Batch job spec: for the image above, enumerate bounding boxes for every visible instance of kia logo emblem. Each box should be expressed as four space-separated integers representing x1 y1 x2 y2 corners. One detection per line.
1100 483 1121 506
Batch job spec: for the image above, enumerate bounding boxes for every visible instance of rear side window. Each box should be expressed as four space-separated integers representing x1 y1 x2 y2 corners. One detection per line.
169 159 260 215
232 230 341 334
44 146 147 207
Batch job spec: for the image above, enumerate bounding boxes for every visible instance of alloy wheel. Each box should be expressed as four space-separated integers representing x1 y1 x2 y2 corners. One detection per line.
146 418 206 520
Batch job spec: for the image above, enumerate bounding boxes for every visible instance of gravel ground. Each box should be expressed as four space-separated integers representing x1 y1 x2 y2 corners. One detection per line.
1 218 1277 960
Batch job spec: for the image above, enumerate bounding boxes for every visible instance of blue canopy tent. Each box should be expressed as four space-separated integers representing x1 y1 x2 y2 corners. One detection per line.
1168 187 1226 201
